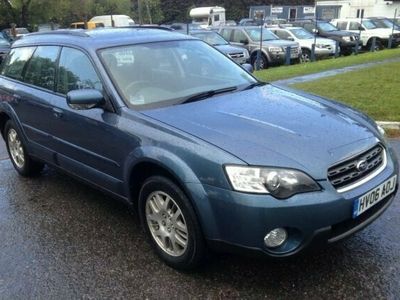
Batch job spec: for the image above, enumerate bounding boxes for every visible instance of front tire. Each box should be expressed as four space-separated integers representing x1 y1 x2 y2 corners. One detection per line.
301 48 311 63
251 53 268 70
4 120 44 177
138 176 205 270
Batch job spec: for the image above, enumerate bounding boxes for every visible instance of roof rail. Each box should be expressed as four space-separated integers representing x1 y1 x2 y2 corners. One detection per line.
117 25 173 31
28 29 89 37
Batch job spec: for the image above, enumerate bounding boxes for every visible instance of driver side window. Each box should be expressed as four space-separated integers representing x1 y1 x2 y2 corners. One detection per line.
56 47 102 95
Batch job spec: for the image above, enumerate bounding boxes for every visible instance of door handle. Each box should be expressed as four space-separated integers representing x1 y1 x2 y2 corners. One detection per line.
52 108 63 118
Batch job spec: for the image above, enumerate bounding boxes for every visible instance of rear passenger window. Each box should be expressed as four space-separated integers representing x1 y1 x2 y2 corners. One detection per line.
275 30 290 40
1 47 35 80
56 47 102 94
24 46 60 90
232 30 247 43
336 21 348 30
220 29 232 41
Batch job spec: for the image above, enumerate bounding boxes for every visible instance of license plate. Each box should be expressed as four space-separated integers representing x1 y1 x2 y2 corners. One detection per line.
353 175 397 218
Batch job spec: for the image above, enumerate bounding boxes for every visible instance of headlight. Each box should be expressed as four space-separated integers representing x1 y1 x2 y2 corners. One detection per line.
342 36 351 42
225 165 320 199
268 46 283 53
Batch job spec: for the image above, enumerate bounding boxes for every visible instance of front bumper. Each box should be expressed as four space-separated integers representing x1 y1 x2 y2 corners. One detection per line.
188 146 399 257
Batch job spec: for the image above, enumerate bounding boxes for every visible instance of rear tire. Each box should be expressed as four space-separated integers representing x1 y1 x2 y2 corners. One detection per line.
4 120 44 177
138 176 206 270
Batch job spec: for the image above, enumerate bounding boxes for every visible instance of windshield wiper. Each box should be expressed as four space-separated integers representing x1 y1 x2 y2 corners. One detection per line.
241 82 266 91
180 86 237 105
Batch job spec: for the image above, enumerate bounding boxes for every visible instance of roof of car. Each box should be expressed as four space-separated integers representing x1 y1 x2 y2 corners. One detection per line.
12 27 193 50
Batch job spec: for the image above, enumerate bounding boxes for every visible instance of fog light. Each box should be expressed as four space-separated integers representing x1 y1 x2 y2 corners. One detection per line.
264 228 287 248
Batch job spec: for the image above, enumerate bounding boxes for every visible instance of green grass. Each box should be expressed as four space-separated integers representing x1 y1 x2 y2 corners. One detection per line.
292 62 400 122
254 48 400 82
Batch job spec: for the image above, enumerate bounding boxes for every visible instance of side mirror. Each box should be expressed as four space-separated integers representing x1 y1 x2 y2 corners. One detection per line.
242 63 254 73
66 89 104 110
240 39 249 45
287 36 295 41
358 26 365 31
312 28 319 34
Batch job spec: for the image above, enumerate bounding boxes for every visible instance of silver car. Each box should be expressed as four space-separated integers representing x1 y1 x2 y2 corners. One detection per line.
272 27 338 62
219 26 300 69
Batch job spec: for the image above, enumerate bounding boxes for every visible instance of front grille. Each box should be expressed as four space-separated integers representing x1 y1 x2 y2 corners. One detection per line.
228 52 245 59
328 144 385 191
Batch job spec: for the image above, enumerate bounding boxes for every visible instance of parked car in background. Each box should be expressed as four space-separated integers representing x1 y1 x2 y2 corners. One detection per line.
2 27 30 41
369 17 400 31
89 15 135 27
0 36 10 63
219 26 300 68
238 18 263 26
291 20 358 55
70 21 105 30
225 20 237 26
190 30 249 64
0 28 398 270
264 18 288 27
331 18 400 49
168 23 202 34
271 27 338 62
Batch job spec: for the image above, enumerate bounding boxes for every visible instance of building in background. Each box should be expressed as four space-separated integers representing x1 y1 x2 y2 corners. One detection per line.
249 4 316 21
316 0 400 20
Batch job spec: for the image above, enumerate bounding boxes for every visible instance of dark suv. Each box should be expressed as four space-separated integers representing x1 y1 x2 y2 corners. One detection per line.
291 20 359 55
0 28 398 270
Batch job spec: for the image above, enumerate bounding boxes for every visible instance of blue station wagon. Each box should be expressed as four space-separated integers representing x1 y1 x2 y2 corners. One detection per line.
0 28 398 270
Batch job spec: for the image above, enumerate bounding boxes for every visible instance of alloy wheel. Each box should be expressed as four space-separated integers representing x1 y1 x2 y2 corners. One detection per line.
145 191 189 257
8 128 25 168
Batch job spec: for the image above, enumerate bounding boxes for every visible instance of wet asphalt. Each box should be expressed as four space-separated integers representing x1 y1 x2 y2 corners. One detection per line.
0 139 399 299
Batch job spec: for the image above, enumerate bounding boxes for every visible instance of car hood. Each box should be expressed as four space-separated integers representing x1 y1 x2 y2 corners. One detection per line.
142 85 380 180
215 44 246 55
265 40 299 47
323 30 354 37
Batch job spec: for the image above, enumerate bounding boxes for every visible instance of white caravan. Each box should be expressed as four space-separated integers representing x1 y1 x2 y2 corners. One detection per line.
190 6 226 28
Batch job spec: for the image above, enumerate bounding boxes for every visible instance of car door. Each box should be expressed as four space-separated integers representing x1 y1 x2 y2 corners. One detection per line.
49 46 133 196
0 46 60 162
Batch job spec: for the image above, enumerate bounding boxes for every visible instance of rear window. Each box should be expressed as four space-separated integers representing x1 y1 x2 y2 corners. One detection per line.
24 46 60 90
1 47 35 80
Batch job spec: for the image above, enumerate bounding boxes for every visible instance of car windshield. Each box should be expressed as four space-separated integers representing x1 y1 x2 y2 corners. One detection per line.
362 20 377 29
318 22 338 32
100 40 256 110
245 28 278 41
289 28 314 39
191 32 228 46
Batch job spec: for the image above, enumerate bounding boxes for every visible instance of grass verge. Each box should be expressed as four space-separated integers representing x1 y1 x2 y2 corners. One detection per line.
291 62 400 124
255 48 400 82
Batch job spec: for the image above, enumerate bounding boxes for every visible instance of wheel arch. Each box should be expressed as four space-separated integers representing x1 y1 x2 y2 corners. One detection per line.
0 111 10 138
124 147 203 208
